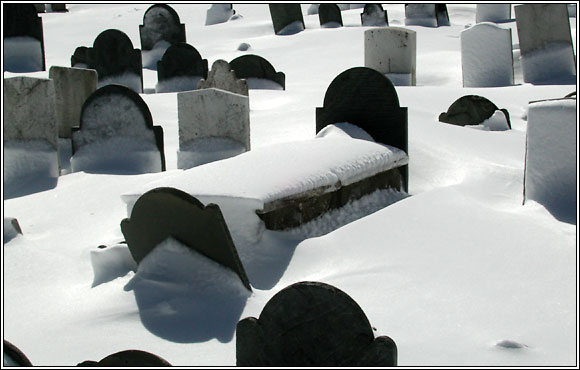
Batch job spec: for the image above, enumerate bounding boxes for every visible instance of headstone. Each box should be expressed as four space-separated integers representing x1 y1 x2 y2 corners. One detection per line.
515 4 576 84
71 46 90 68
77 350 171 367
361 3 389 27
198 59 249 96
438 95 511 128
319 4 343 28
405 4 449 27
236 281 397 366
435 4 450 26
568 4 577 17
315 67 408 191
71 84 165 173
3 340 33 367
33 3 45 12
350 4 366 9
364 27 417 86
120 187 252 291
307 4 320 15
476 4 511 23
3 3 46 72
156 42 208 93
460 23 514 87
49 66 98 138
206 4 235 25
139 4 186 51
229 54 285 90
49 3 68 12
268 4 305 35
4 217 23 240
338 4 351 11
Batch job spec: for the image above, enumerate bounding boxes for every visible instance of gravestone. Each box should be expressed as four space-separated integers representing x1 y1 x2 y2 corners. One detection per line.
71 84 165 173
476 4 511 23
49 3 68 12
3 3 46 72
3 340 33 367
139 4 186 51
268 4 305 35
78 350 171 367
4 218 24 242
120 187 252 291
236 281 397 366
405 4 449 27
438 95 511 128
33 3 45 12
460 23 514 87
156 42 208 93
49 66 98 138
364 27 416 86
198 59 249 96
338 4 351 11
319 4 343 28
361 3 389 27
307 4 320 15
316 67 408 191
206 4 235 25
71 46 90 68
515 4 576 84
229 54 285 90
435 4 450 26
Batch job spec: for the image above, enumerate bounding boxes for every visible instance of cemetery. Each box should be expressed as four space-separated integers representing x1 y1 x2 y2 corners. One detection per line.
2 3 577 367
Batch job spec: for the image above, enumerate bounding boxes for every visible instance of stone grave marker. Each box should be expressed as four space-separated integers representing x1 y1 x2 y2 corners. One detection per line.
364 27 416 86
120 187 252 291
435 4 450 26
3 3 46 72
71 46 90 68
268 4 305 35
319 4 343 28
236 281 397 366
3 340 33 367
49 3 68 12
33 3 45 12
229 54 285 90
476 4 511 23
405 4 449 27
361 3 389 27
460 23 514 87
438 95 511 128
156 42 208 93
206 4 235 25
198 59 249 96
49 66 98 138
78 350 171 367
139 4 186 51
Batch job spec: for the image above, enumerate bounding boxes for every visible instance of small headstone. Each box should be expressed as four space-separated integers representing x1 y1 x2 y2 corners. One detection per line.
3 3 46 72
71 46 90 68
229 54 285 90
438 95 511 128
268 4 305 35
405 4 449 27
198 59 249 96
319 4 343 28
236 281 397 366
77 350 171 367
3 340 33 367
361 4 389 27
156 42 208 93
460 23 514 87
364 27 416 86
476 4 511 23
120 187 252 291
139 4 186 51
206 4 235 25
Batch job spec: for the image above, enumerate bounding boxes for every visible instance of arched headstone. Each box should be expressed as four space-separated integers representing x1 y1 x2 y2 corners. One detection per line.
71 46 90 68
438 95 511 128
268 4 305 35
156 42 208 93
361 3 389 27
3 340 33 367
229 54 285 90
120 187 251 291
78 350 171 367
139 4 186 51
476 4 511 23
236 281 397 366
198 59 249 96
206 4 235 25
319 4 343 28
3 3 46 72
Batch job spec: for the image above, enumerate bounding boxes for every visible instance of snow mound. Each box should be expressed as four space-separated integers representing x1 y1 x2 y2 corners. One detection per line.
245 77 284 90
90 244 137 287
276 20 305 36
4 140 59 190
97 72 142 93
155 75 203 93
178 137 247 169
316 122 376 142
468 111 510 131
3 36 43 73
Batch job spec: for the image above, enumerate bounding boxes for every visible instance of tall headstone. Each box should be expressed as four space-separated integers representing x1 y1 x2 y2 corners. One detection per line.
198 59 249 96
364 27 417 86
319 4 343 28
405 3 449 27
476 4 511 23
268 4 305 35
460 23 514 87
3 3 46 72
229 54 286 90
156 42 208 93
361 3 389 27
206 4 235 25
237 281 397 366
139 4 186 51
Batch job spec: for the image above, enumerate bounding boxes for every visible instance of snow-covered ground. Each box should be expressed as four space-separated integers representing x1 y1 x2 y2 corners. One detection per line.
3 3 578 366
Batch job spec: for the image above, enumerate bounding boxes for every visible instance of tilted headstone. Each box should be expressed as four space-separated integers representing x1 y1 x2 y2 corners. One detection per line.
237 281 397 366
229 54 285 90
49 66 98 138
460 23 514 87
120 187 252 291
268 4 305 35
361 3 389 27
319 4 343 28
206 4 235 25
156 42 208 92
316 67 408 191
364 27 416 86
515 4 576 84
198 59 249 96
139 4 186 51
3 3 46 72
405 3 449 27
438 95 511 128
3 340 33 367
78 350 171 367
476 4 511 23
71 46 90 68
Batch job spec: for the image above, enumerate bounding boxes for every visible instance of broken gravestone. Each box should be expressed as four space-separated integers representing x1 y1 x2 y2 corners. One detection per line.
438 95 511 128
229 54 285 90
268 4 305 35
3 3 46 72
198 59 249 96
361 3 389 27
319 4 343 28
156 42 208 93
78 350 171 367
139 4 186 51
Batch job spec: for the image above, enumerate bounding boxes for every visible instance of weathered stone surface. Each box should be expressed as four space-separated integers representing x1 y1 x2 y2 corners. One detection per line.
120 187 251 291
3 3 46 72
319 4 343 28
49 66 98 138
236 281 397 366
198 59 249 96
229 54 285 90
3 340 33 367
268 4 305 35
206 4 235 26
139 4 186 51
157 42 208 82
361 3 388 27
438 95 511 128
364 27 416 86
476 4 511 23
77 350 171 367
405 3 448 27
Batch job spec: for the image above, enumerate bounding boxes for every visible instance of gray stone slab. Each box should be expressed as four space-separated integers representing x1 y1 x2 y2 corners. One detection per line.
3 3 46 72
229 54 285 90
361 4 389 27
364 27 416 86
78 350 171 367
319 4 343 27
139 4 186 51
198 59 249 96
476 4 511 23
157 42 208 82
268 4 305 35
438 95 511 128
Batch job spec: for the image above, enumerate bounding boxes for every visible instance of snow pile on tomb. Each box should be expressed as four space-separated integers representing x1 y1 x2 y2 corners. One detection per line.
468 111 511 131
90 244 137 287
3 36 43 73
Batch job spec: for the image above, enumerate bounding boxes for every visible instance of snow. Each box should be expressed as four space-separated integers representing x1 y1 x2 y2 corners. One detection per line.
3 36 44 73
141 40 171 70
155 75 202 93
177 137 247 169
2 3 577 367
468 110 511 131
97 71 143 93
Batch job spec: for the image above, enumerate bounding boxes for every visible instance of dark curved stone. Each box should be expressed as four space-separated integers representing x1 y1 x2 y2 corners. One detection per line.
71 46 91 67
77 350 171 366
157 42 208 81
319 4 343 27
3 340 33 367
139 4 186 50
236 281 397 366
229 54 285 90
361 3 389 26
439 95 511 128
3 3 46 71
268 4 305 35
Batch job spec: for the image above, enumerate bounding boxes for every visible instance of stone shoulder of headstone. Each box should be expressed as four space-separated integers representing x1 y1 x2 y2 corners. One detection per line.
77 350 171 366
438 95 511 128
236 281 397 366
229 54 285 90
157 42 208 82
198 59 249 96
139 4 186 51
120 187 251 291
319 3 343 27
3 340 33 367
268 4 305 35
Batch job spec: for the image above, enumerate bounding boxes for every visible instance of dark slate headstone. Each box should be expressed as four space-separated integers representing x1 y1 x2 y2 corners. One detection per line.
361 3 389 27
157 42 208 82
3 340 33 367
139 4 186 51
49 4 68 12
3 3 46 72
268 4 305 35
33 3 45 13
120 187 251 291
229 54 285 90
71 46 91 67
439 95 511 128
435 4 450 26
319 4 343 28
316 67 408 191
77 350 171 367
236 281 397 366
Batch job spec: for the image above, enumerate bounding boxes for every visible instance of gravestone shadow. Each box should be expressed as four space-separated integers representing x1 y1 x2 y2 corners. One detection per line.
4 176 58 200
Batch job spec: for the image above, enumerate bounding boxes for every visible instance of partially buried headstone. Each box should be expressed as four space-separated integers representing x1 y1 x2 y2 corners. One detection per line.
405 3 449 27
3 340 33 367
476 4 511 23
236 281 397 366
319 4 343 28
71 46 90 68
4 218 23 243
361 3 389 27
269 4 305 35
139 4 186 51
438 95 511 129
3 3 46 72
156 42 208 93
229 54 285 90
198 59 249 96
364 27 416 86
78 350 171 367
71 84 165 174
120 187 251 291
206 4 235 25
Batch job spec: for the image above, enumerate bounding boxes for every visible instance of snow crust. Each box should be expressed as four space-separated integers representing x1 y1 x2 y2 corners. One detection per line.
3 36 43 73
468 110 510 131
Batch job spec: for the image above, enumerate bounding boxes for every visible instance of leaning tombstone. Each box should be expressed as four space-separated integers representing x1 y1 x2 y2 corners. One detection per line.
206 4 236 25
319 4 343 28
139 4 186 51
229 54 285 90
460 23 514 87
476 4 511 23
71 84 166 174
3 340 33 367
438 95 511 129
198 59 249 96
155 42 208 93
78 350 171 367
177 88 250 169
515 4 576 84
361 3 389 27
237 281 397 366
268 4 305 35
405 3 448 27
364 27 416 86
3 3 46 72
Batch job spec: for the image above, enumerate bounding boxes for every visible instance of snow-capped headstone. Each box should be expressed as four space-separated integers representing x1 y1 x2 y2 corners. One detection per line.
364 27 416 86
361 3 389 27
476 4 511 23
3 340 33 367
405 4 449 27
49 66 98 138
229 54 285 90
438 95 511 128
268 4 305 35
3 3 46 72
71 84 166 173
514 4 576 84
236 281 397 366
319 4 343 28
156 42 208 93
139 4 186 51
77 350 171 367
460 23 514 87
205 4 235 26
198 59 249 96
120 187 252 291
